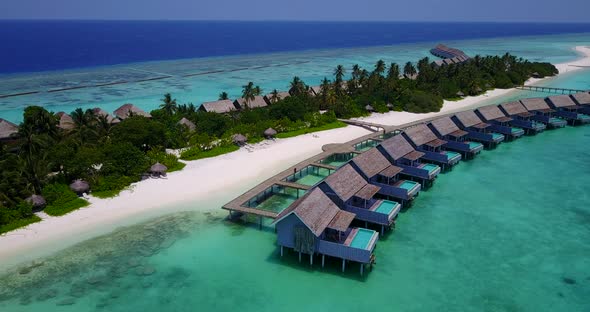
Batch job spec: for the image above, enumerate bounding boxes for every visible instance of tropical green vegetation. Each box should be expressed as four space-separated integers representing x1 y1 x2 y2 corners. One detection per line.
0 53 556 232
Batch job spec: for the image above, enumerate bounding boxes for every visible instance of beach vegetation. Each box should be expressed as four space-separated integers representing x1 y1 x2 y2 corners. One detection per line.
42 183 89 216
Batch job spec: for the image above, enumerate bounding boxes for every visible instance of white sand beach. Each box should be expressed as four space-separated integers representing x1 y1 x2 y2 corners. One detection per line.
1 46 589 269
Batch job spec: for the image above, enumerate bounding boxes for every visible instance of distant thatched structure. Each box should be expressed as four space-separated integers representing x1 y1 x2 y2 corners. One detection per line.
199 100 238 114
55 112 75 130
456 91 465 97
365 105 374 112
0 118 18 141
92 107 119 124
177 117 196 132
25 194 46 210
263 91 290 104
150 162 168 177
234 96 268 109
113 104 151 120
70 179 90 195
386 103 394 110
232 134 247 145
264 128 277 138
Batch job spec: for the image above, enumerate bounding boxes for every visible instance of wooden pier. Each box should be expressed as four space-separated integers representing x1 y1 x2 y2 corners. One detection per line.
516 85 587 95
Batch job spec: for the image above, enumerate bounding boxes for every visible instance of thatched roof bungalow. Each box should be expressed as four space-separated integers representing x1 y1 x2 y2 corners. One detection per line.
572 92 590 106
25 194 46 210
263 91 290 104
70 179 90 195
403 124 461 168
92 107 119 124
428 117 483 157
232 133 247 145
546 95 589 125
475 105 524 140
177 117 196 132
308 86 321 96
451 110 505 147
198 100 238 114
0 118 18 141
113 104 151 120
497 101 546 133
149 162 168 177
234 96 268 110
264 128 277 138
55 112 75 130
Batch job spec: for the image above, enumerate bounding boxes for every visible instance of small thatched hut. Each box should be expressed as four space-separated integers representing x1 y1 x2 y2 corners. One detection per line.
150 162 168 177
92 107 119 124
232 134 247 146
365 105 374 112
456 91 465 97
234 96 268 110
386 103 394 110
177 117 196 132
199 100 238 113
25 194 46 210
113 104 151 120
55 112 75 130
264 128 277 139
0 118 18 141
70 179 90 195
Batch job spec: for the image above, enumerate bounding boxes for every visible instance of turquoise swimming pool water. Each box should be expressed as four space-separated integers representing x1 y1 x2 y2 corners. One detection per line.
253 191 299 213
374 200 398 215
511 127 524 134
468 142 483 150
290 167 332 186
398 181 419 191
354 140 379 152
491 133 504 140
421 163 440 174
349 229 376 250
445 151 461 160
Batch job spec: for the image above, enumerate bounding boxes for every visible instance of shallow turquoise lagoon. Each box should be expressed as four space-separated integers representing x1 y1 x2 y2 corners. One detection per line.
349 229 376 250
1 126 590 311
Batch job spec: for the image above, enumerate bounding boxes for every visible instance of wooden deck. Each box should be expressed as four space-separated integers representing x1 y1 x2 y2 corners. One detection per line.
516 85 587 95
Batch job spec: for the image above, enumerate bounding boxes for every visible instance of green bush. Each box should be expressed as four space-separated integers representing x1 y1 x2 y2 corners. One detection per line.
42 183 89 216
403 91 443 113
92 175 139 198
146 150 186 173
180 144 240 161
276 121 347 139
0 215 42 234
45 198 89 216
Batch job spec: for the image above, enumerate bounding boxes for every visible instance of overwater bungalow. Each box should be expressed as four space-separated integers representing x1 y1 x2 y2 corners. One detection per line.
451 110 505 148
475 105 525 140
233 95 268 110
263 91 290 104
0 118 18 142
428 116 484 159
55 112 75 131
497 101 546 134
318 164 400 234
376 135 441 187
198 99 238 114
546 95 590 125
571 92 590 115
349 148 421 205
113 104 151 120
401 124 462 171
273 188 378 275
519 97 567 128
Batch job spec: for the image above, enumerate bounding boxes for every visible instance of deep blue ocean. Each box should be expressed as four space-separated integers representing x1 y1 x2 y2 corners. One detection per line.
2 21 590 74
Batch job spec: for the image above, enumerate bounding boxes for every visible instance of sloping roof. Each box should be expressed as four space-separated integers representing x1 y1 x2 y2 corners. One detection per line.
403 150 425 161
264 91 290 104
199 100 237 113
234 95 268 109
424 138 447 148
178 117 196 131
454 110 484 127
379 165 403 178
92 107 118 124
55 112 75 130
572 92 590 105
274 188 341 237
516 112 534 118
351 148 392 179
500 101 528 115
403 124 439 147
477 105 507 121
327 210 356 232
380 135 416 161
448 129 469 138
471 122 491 129
0 118 18 139
520 97 550 111
495 116 513 123
355 184 380 200
430 117 460 136
324 164 370 202
113 104 151 120
547 95 577 108
308 86 321 96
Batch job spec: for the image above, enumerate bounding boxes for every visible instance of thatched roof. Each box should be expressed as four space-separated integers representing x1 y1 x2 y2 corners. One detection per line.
571 92 590 105
25 194 46 208
0 118 18 140
386 103 394 109
430 117 460 136
351 148 392 179
456 91 465 97
424 138 447 148
495 116 513 123
379 165 403 178
323 164 373 202
448 129 469 138
434 59 445 67
263 128 277 138
403 150 425 161
443 59 454 65
308 86 321 96
379 135 416 161
92 107 118 124
476 105 506 121
177 117 196 131
113 104 151 120
150 162 167 174
365 105 374 112
199 100 237 114
234 96 268 109
403 124 440 147
55 112 75 130
500 101 528 116
355 184 380 200
547 95 577 108
263 91 290 104
519 97 550 111
454 110 484 127
232 133 247 145
327 210 356 232
516 112 534 118
70 179 90 194
273 188 346 237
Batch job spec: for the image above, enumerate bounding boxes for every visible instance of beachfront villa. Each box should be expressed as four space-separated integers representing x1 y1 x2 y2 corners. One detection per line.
55 112 75 130
318 164 401 234
451 110 505 148
272 188 378 274
428 116 484 159
402 124 462 171
497 101 547 134
113 103 151 120
349 147 421 206
198 99 238 113
0 118 18 142
263 91 290 104
376 134 441 187
233 95 268 109
474 105 525 140
519 97 567 128
546 94 590 125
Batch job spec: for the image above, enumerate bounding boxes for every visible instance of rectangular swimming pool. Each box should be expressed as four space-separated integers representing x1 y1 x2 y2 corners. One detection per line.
285 166 332 186
468 142 483 149
318 153 356 168
398 180 419 190
421 163 440 174
374 200 399 215
349 228 377 250
354 139 379 152
491 133 504 140
444 151 461 160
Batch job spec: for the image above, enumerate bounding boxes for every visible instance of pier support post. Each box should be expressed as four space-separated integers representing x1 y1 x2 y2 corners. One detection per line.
342 259 346 273
310 253 313 266
381 225 384 236
360 263 364 276
322 254 325 268
280 246 283 257
299 251 302 262
258 216 262 230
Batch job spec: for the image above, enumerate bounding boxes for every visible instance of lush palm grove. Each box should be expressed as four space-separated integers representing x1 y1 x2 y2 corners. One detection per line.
0 53 556 232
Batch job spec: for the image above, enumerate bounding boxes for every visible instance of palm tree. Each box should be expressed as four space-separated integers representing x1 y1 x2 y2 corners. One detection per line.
160 93 177 115
218 92 229 100
96 115 113 143
270 89 280 103
387 63 400 81
403 62 417 78
254 85 262 96
70 108 97 145
17 125 51 194
351 64 361 81
242 82 256 107
289 76 307 96
319 78 332 109
374 60 386 76
334 65 345 83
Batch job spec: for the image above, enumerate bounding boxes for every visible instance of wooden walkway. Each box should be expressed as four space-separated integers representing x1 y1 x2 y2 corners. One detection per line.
338 119 392 132
516 85 587 95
